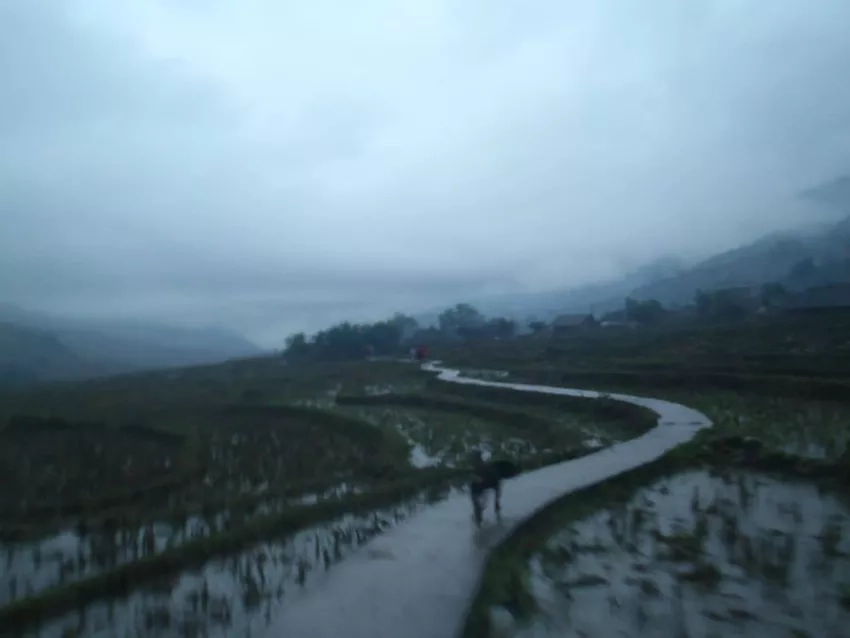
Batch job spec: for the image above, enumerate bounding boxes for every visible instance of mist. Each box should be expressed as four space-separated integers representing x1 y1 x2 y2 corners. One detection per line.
2 0 850 346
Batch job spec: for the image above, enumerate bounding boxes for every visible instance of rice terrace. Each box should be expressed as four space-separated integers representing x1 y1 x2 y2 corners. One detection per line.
2 312 850 638
6 0 850 635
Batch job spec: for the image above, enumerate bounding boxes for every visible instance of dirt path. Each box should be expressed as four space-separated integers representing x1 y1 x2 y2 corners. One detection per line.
263 362 712 638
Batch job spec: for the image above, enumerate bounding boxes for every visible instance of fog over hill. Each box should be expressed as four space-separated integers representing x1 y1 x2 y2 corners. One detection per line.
0 304 263 387
428 198 850 321
2 2 850 347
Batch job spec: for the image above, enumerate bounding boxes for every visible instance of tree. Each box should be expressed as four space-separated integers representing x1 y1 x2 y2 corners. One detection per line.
759 282 788 308
788 257 817 282
457 316 516 341
388 313 419 343
313 321 366 359
624 297 667 325
600 309 626 322
528 320 548 335
283 311 418 361
437 303 485 336
362 319 403 355
486 317 516 339
695 290 712 318
694 289 747 321
283 332 310 359
714 291 747 321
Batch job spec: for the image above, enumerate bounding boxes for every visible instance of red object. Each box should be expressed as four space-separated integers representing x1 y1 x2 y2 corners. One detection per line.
415 345 429 361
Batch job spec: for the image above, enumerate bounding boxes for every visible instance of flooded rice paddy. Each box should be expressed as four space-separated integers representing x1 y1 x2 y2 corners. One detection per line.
1 482 363 607
17 486 456 638
491 469 850 638
340 405 620 471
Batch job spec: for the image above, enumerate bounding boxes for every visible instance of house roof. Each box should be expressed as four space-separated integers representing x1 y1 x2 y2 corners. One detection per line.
552 313 595 327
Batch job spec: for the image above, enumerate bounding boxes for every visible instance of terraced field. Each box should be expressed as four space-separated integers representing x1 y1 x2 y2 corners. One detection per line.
4 354 848 638
506 470 850 637
0 360 647 637
467 426 850 638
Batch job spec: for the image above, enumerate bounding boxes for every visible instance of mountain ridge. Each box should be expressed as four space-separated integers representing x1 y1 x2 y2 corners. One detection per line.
0 306 264 388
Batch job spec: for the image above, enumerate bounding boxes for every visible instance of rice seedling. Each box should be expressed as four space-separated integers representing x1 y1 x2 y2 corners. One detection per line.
471 467 850 638
11 487 447 637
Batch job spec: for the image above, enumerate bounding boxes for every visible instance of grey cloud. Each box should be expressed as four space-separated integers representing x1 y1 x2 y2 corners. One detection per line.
3 0 850 346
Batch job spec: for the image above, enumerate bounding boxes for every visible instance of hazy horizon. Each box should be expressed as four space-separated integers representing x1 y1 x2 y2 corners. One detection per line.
3 1 850 347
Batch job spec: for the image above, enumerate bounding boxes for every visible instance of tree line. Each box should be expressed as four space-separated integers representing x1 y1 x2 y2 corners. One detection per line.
283 281 808 361
283 304 518 362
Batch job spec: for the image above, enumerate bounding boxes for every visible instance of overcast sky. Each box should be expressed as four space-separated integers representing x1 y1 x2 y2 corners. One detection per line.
2 1 850 346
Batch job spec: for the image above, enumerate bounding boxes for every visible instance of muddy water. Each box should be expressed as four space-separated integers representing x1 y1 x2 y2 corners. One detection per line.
501 470 850 638
22 489 451 638
1 484 360 607
408 443 442 468
2 517 225 607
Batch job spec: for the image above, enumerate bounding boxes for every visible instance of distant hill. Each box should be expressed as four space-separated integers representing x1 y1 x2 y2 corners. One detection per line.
415 175 850 324
0 321 111 388
615 175 850 307
414 255 689 327
0 306 264 387
55 322 264 372
800 175 850 211
629 215 850 306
